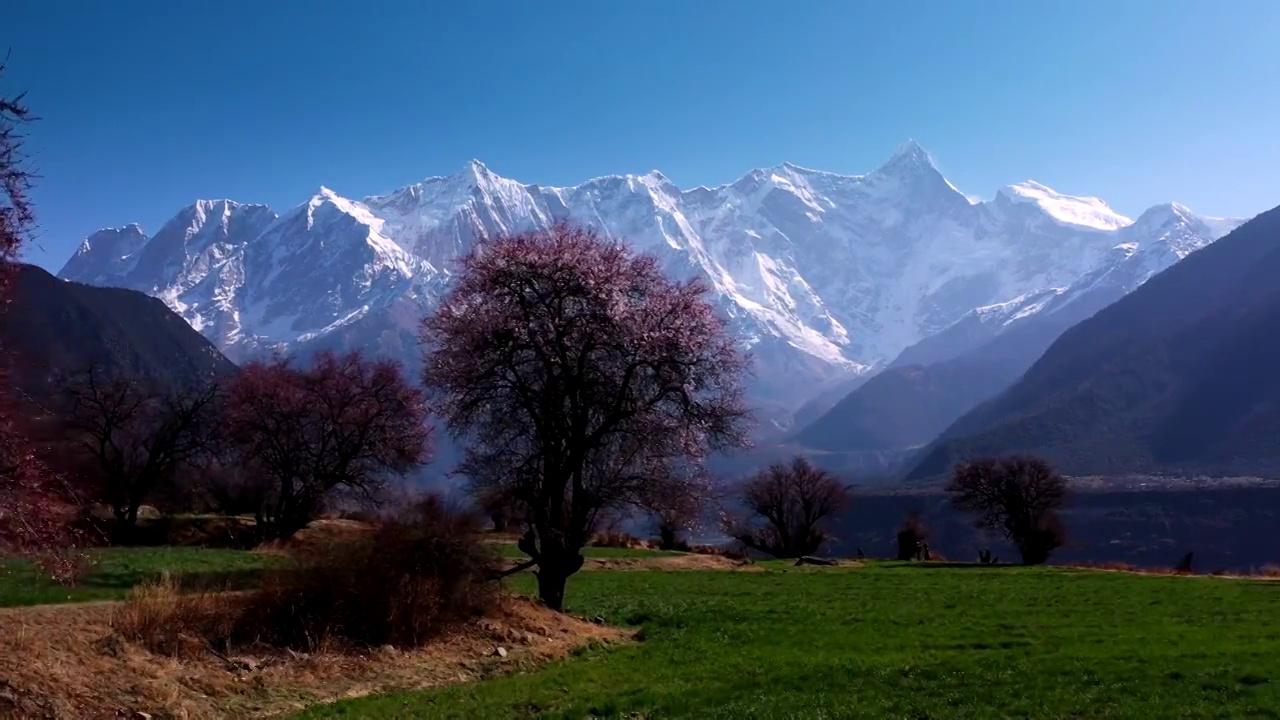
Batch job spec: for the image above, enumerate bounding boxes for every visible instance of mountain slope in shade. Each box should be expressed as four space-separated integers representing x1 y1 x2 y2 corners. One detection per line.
794 204 1242 454
904 205 1280 480
57 143 1238 420
1 264 238 405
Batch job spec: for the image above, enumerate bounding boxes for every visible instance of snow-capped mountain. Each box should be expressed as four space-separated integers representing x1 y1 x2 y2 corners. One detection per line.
57 141 1240 418
889 200 1244 369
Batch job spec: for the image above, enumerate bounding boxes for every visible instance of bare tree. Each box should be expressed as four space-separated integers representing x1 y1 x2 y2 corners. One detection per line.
0 58 85 578
946 455 1068 565
637 467 707 550
727 456 850 559
422 224 749 610
221 351 432 542
63 364 219 541
475 484 525 533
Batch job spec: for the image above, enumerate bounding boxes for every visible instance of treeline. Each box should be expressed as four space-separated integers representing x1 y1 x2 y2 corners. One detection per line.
2 61 1072 621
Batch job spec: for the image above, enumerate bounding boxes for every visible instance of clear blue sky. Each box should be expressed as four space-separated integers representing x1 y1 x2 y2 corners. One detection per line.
7 0 1280 271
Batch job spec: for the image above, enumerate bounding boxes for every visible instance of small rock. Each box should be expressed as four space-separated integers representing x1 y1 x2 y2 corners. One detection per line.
96 633 127 657
494 646 508 658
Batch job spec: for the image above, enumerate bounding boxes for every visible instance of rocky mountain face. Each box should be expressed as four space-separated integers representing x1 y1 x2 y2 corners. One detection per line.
57 142 1237 428
793 203 1243 458
905 205 1280 480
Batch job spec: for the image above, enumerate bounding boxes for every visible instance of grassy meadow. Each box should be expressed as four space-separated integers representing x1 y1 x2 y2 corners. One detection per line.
0 546 278 607
3 541 1279 718
303 562 1280 719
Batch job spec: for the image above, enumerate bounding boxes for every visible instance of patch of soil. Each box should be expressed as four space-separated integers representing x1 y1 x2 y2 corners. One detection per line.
0 595 627 719
252 518 376 556
586 554 763 571
496 553 761 574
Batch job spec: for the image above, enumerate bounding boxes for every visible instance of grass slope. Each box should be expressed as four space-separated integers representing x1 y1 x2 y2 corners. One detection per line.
304 564 1280 718
0 547 277 607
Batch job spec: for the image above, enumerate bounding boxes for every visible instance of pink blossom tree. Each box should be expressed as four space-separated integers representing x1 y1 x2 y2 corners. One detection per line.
421 223 750 610
221 351 433 542
0 58 85 579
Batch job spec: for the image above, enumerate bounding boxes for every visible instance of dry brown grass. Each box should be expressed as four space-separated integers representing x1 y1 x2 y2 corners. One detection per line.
492 553 764 573
110 575 243 657
0 592 627 719
585 554 763 571
251 517 375 556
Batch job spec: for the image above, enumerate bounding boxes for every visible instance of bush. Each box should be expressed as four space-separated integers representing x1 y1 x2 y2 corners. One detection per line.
116 496 498 654
895 515 928 561
590 530 644 549
238 497 496 650
111 574 241 657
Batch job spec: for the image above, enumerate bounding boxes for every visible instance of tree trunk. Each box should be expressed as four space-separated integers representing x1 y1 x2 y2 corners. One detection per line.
111 505 139 545
534 550 585 611
658 522 678 551
536 568 569 611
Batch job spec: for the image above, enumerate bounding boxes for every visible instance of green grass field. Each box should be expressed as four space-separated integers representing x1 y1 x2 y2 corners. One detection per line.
0 546 277 607
303 563 1280 719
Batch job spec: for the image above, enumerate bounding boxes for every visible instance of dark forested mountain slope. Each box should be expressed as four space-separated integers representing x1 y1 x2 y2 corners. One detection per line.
0 264 237 406
793 268 1127 454
906 205 1280 479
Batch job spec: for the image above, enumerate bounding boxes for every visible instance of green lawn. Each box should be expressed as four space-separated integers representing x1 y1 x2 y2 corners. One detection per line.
302 563 1280 719
0 546 278 607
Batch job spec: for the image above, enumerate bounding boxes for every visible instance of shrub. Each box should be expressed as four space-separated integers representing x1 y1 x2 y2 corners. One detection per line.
115 496 497 655
111 574 240 657
896 515 928 561
590 531 644 549
234 496 496 650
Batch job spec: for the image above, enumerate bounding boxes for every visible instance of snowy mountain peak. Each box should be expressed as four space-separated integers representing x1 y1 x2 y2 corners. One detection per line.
873 139 937 175
997 181 1131 231
60 224 150 285
310 186 341 202
57 146 1241 418
1132 201 1195 230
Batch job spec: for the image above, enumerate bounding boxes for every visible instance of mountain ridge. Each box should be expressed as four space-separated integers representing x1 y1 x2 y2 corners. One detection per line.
57 144 1240 423
904 204 1280 479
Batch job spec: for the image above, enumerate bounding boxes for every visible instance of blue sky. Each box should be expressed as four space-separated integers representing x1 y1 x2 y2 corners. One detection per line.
7 0 1280 270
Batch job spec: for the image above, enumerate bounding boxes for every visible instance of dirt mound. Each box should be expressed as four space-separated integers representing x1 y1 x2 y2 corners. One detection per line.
0 595 627 719
252 518 375 555
584 554 762 571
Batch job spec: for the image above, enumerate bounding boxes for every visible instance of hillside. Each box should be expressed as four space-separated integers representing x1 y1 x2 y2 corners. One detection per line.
795 203 1236 455
0 264 238 406
906 205 1280 479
